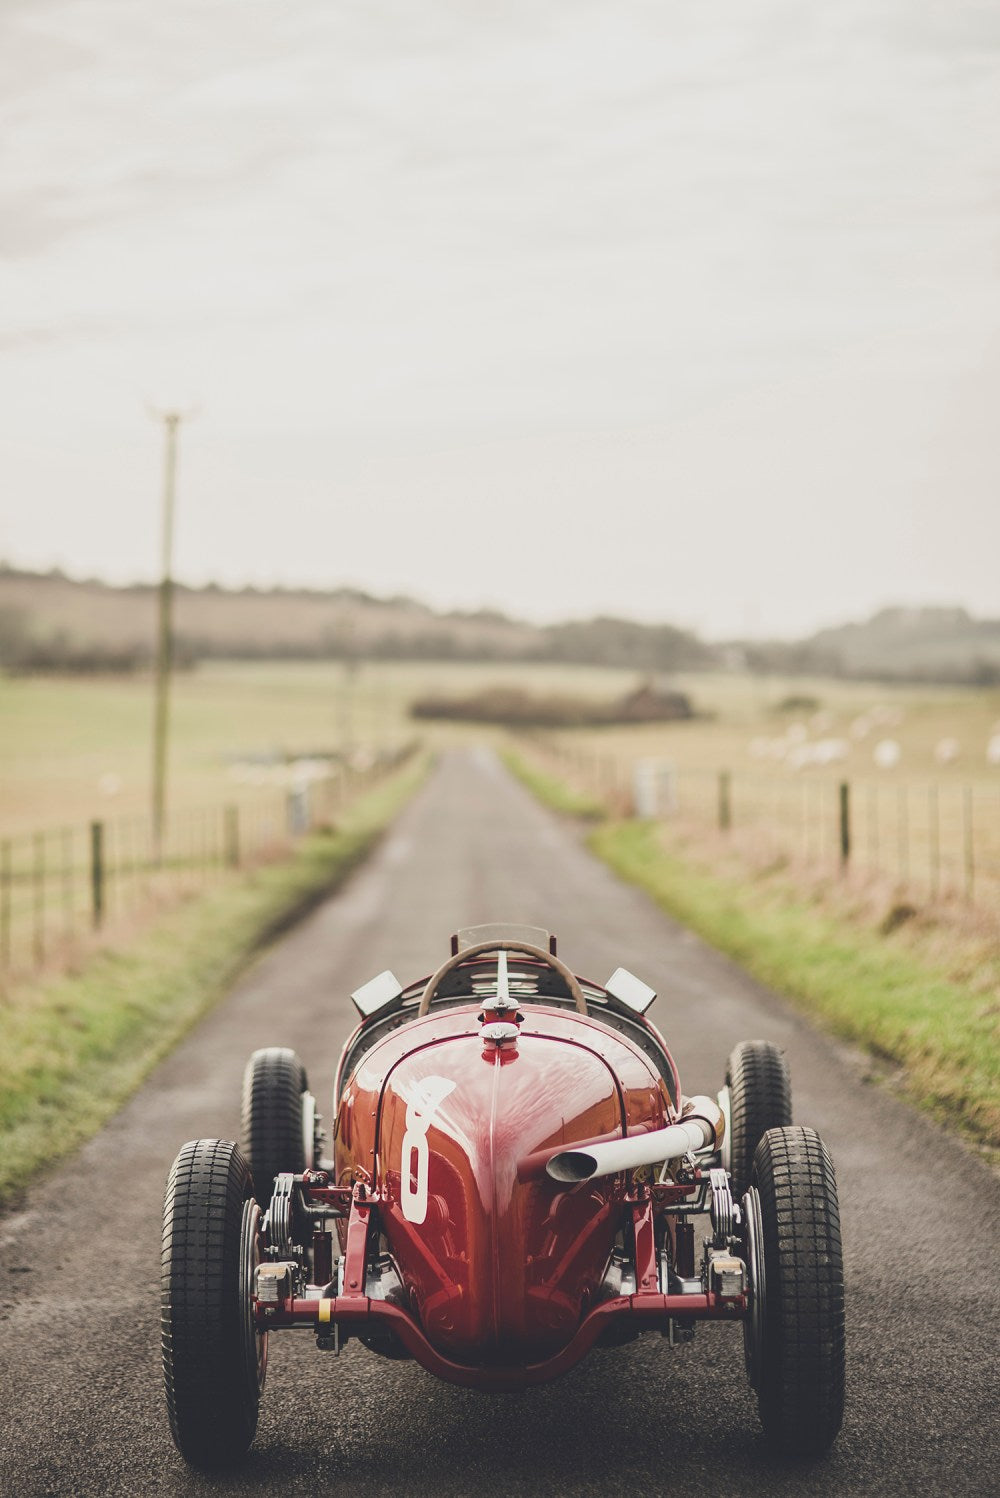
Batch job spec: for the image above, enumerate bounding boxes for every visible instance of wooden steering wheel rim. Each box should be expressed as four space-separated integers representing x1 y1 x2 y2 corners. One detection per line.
417 939 588 1017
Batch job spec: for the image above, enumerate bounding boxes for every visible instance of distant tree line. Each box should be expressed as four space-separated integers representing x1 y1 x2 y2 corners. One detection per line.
2 569 999 684
411 683 694 728
741 639 1000 686
0 599 715 676
0 606 197 674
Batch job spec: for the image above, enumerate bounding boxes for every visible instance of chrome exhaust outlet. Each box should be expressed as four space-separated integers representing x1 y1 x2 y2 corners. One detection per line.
545 1096 724 1183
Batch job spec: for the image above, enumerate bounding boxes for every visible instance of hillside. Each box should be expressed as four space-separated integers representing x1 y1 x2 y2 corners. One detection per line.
2 569 996 683
0 567 712 673
742 606 1000 685
806 606 1000 682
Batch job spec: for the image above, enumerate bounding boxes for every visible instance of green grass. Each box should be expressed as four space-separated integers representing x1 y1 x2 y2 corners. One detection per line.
589 820 999 1160
499 746 607 821
0 753 429 1209
505 745 999 1162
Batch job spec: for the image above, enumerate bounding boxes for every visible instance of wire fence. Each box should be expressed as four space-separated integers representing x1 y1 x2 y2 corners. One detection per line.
529 737 1000 910
0 745 413 982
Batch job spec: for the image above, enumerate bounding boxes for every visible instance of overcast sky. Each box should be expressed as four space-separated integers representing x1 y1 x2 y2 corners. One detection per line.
1 0 998 639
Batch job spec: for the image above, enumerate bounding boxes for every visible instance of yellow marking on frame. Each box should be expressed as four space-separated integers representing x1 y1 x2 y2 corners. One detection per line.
318 1299 332 1323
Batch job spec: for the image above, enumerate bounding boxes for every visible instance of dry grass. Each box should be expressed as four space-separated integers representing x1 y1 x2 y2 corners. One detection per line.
507 736 1000 1162
547 670 1000 792
536 670 1000 909
0 753 429 1208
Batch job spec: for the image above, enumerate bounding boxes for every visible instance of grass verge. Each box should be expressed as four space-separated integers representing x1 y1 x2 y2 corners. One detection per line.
505 746 999 1164
0 753 429 1210
499 746 606 821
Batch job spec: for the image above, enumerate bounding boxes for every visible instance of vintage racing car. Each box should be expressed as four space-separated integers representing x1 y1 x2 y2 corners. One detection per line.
161 925 845 1466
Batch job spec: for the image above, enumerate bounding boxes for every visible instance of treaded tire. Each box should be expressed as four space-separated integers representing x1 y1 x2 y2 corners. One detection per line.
751 1125 846 1457
726 1040 792 1195
161 1139 261 1468
241 1047 308 1202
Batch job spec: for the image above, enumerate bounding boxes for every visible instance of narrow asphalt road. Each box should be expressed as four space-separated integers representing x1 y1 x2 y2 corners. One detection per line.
1 749 997 1497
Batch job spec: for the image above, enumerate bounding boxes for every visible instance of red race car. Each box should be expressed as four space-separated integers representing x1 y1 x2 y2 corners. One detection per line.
161 925 845 1467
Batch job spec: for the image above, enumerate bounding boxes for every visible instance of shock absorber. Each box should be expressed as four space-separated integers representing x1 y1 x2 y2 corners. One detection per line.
312 1223 333 1288
675 1217 695 1279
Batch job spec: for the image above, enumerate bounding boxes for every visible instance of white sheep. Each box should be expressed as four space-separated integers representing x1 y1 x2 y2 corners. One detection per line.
873 739 901 769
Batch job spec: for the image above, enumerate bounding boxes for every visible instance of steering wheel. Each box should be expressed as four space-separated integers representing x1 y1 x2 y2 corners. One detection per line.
416 940 588 1017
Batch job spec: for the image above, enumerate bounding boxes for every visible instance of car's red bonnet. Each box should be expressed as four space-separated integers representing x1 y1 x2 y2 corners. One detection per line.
335 1004 672 1365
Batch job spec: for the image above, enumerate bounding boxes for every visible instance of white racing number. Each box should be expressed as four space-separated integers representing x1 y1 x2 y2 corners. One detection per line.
399 1075 456 1225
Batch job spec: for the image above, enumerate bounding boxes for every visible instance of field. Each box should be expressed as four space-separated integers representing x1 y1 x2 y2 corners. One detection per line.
0 659 637 836
4 662 999 904
7 661 998 828
0 662 628 976
540 669 1000 777
532 672 1000 906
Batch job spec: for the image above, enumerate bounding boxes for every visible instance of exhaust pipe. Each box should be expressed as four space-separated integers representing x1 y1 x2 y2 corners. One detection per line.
546 1096 723 1184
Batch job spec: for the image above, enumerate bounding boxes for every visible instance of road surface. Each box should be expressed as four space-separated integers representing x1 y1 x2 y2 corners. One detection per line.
1 749 997 1497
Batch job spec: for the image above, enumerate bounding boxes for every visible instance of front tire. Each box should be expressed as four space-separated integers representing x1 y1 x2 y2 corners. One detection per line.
724 1040 792 1195
749 1126 846 1457
161 1139 264 1468
241 1047 312 1203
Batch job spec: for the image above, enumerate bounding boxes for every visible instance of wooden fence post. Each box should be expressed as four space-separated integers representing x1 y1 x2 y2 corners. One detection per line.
90 821 105 929
839 782 850 868
718 771 731 832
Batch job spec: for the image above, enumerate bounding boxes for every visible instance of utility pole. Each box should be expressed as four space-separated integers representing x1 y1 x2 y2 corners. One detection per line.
148 407 190 860
338 615 357 765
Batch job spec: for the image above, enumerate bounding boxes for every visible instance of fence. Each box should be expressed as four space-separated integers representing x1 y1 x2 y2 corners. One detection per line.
0 747 411 981
529 737 1000 910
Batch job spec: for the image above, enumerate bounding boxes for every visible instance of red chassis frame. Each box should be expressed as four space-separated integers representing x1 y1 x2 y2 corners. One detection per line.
257 1174 748 1393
